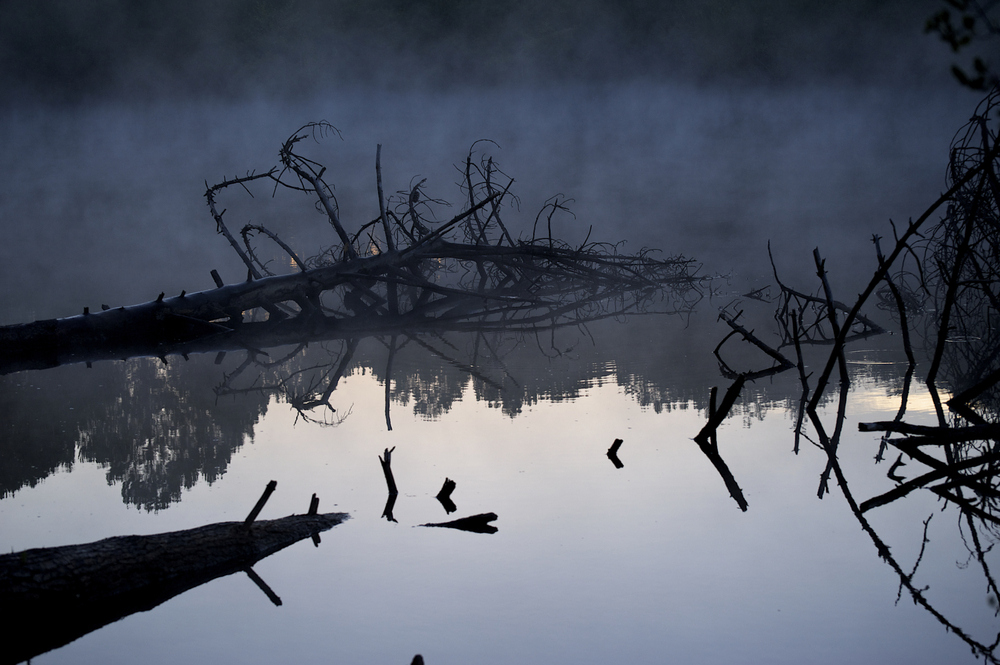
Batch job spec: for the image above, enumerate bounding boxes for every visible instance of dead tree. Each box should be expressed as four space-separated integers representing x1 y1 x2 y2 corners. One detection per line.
0 123 706 376
693 88 1000 660
1 489 348 665
771 89 1000 661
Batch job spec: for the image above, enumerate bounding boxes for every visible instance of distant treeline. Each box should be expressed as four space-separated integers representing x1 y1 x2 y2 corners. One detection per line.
0 0 952 100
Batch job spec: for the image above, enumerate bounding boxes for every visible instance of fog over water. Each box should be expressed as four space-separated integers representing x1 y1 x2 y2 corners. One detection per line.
0 81 981 324
0 1 985 322
3 3 1000 665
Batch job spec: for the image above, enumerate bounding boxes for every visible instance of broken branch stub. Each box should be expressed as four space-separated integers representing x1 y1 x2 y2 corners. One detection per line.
379 447 398 497
245 480 277 526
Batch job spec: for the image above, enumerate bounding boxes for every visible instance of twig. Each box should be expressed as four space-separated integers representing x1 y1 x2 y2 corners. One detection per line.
376 144 395 252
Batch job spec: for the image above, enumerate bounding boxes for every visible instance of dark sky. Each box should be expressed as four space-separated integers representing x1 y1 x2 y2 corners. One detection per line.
0 0 975 102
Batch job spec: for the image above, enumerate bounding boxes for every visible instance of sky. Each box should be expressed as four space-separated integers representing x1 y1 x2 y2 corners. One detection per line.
0 0 978 102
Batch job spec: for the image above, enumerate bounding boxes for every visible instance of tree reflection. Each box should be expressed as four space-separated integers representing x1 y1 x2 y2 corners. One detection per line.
0 356 267 511
215 339 356 427
0 368 86 498
0 307 785 510
77 358 268 512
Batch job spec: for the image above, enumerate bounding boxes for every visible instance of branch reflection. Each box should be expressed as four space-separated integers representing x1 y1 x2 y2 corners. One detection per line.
703 91 1000 662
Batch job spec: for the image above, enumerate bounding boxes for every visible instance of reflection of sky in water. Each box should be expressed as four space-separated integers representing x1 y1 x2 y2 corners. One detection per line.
2 359 996 664
0 72 994 663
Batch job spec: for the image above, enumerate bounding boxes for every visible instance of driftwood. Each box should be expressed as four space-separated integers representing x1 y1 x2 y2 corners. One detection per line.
0 509 349 665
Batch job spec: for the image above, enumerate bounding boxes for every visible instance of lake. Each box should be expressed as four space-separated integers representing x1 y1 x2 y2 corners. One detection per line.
2 81 998 664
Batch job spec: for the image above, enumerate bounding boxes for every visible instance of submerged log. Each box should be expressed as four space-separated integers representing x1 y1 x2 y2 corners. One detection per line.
420 512 498 534
0 511 349 665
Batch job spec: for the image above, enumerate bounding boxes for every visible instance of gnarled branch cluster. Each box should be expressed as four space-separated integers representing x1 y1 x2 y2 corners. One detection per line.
696 88 1000 661
205 123 706 335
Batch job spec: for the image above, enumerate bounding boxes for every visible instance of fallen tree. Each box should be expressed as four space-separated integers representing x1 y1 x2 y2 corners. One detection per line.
0 482 347 665
0 124 706 374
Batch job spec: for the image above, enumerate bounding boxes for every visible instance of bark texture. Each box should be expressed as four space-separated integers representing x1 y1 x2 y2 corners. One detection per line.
0 512 348 665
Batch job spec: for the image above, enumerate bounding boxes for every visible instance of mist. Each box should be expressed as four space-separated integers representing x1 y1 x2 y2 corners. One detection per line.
0 82 982 324
0 1 962 100
0 3 982 315
6 5 1000 664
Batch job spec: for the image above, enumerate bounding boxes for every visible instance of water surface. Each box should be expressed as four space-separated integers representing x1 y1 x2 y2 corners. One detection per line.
1 82 995 664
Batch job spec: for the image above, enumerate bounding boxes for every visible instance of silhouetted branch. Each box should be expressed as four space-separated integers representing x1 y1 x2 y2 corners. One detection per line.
768 242 886 350
244 567 282 606
204 170 277 280
241 224 308 274
860 449 1000 513
809 249 849 408
693 375 749 511
376 144 395 253
244 480 277 527
859 420 1000 441
714 308 794 380
873 234 916 365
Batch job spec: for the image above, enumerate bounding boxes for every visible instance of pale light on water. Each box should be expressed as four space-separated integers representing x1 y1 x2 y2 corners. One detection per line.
0 64 997 663
1 347 995 664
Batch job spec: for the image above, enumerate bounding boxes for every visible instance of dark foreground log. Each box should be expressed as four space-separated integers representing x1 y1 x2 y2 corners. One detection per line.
0 511 349 665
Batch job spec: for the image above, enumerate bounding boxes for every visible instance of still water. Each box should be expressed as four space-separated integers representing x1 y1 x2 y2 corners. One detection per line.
1 82 996 664
1 324 992 664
